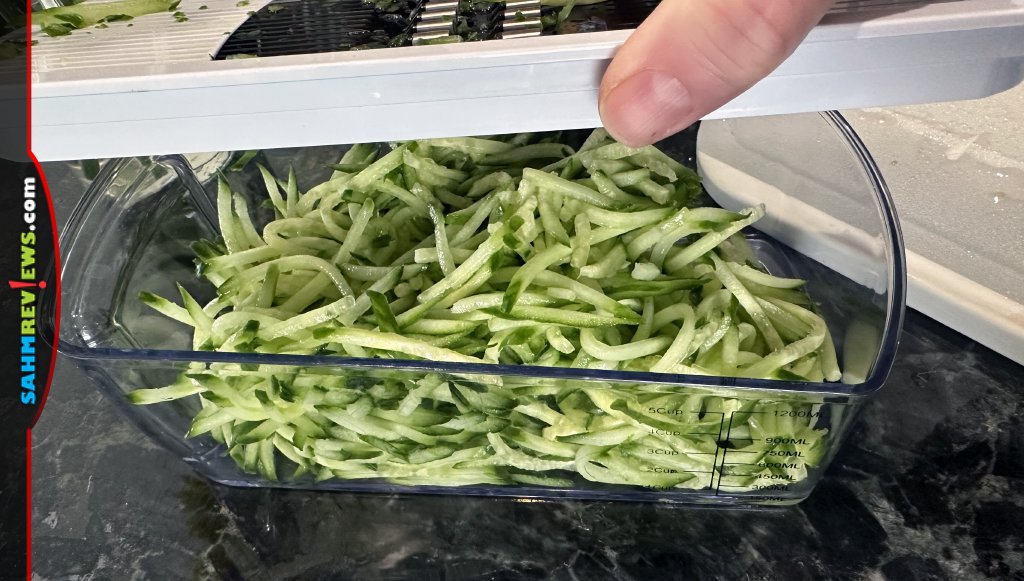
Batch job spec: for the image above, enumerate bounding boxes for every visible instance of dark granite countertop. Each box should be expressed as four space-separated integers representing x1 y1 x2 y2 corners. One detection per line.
31 307 1024 580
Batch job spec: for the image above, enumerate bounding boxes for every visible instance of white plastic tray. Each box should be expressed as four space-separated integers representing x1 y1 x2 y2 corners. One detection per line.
845 85 1024 365
27 0 1024 161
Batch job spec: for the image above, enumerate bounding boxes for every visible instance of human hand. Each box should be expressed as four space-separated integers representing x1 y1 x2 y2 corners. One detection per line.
598 0 835 147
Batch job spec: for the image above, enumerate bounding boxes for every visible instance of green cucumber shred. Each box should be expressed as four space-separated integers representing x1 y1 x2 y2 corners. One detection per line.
130 130 838 491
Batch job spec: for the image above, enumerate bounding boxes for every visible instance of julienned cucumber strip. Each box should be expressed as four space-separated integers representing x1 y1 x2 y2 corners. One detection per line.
132 130 839 492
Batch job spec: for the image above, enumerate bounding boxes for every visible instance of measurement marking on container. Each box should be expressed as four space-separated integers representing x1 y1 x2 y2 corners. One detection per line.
718 469 801 478
706 411 726 496
721 459 805 466
711 411 811 494
646 448 683 455
764 437 811 445
757 462 802 469
722 438 815 447
744 410 821 418
755 474 797 481
743 403 855 410
717 473 800 481
717 484 790 489
648 428 719 437
765 450 804 457
647 407 709 415
638 471 712 475
714 411 737 494
645 469 717 475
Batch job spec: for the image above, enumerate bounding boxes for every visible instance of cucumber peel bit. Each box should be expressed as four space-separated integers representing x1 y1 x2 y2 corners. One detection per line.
33 0 182 36
130 130 838 491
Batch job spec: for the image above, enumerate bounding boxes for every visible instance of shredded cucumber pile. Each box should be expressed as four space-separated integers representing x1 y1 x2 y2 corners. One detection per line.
130 130 836 490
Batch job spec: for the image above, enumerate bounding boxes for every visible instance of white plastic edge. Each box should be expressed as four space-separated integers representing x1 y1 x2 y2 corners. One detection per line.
29 0 1024 91
698 150 1024 366
906 252 1024 365
27 0 1024 160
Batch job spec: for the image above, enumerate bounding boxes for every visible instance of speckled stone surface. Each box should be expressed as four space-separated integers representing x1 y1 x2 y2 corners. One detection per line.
30 309 1024 580
843 82 1024 366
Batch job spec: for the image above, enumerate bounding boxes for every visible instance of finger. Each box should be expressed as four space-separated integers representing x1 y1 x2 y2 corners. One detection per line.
598 0 835 147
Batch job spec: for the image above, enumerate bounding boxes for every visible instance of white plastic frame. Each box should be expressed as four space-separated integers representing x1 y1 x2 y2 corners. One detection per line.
28 0 1024 161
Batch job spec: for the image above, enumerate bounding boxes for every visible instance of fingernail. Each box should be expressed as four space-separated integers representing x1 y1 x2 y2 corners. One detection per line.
600 69 693 147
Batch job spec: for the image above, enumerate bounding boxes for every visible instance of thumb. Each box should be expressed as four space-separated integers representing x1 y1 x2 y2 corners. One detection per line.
598 0 834 147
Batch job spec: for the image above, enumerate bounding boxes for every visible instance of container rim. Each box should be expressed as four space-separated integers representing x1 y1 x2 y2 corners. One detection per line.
821 110 907 395
46 111 907 398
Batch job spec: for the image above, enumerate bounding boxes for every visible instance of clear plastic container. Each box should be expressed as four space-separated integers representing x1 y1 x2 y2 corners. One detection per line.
47 112 905 505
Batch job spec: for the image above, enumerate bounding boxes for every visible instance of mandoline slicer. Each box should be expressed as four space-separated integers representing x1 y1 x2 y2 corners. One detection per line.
22 0 1024 161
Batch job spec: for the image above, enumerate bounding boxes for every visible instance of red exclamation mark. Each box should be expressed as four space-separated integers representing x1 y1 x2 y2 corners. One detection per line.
7 281 45 289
